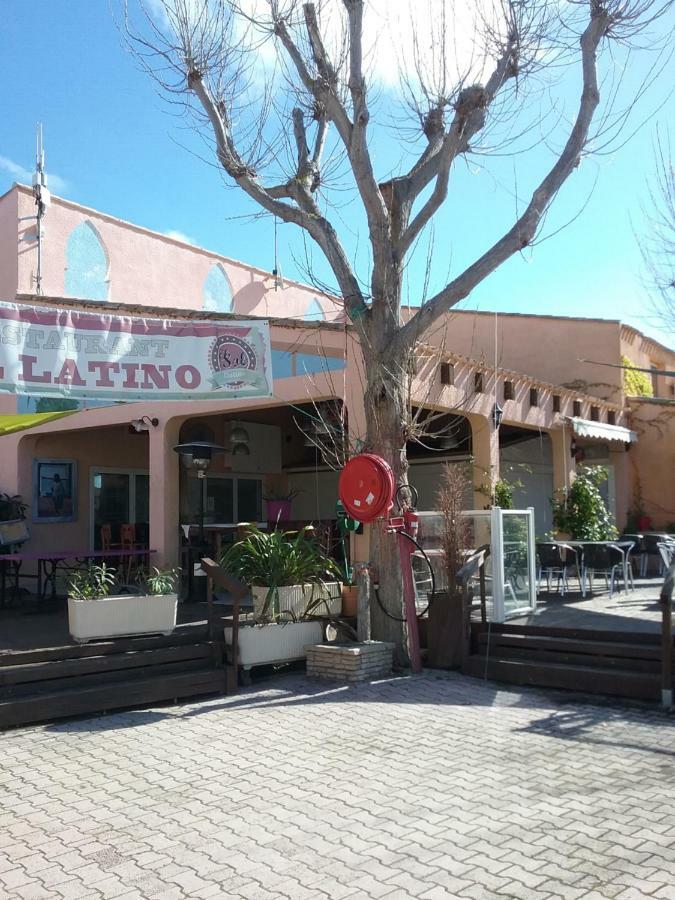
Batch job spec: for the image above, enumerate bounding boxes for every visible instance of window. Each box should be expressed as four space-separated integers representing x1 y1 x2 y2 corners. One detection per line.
440 363 454 386
474 372 483 393
304 298 325 321
186 475 262 524
503 381 514 401
203 264 233 313
271 349 346 380
607 410 616 425
552 395 561 413
65 221 109 300
529 388 538 408
573 400 582 417
590 406 600 421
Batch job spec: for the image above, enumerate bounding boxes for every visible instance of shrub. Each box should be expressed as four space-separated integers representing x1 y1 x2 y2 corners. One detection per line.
551 466 617 540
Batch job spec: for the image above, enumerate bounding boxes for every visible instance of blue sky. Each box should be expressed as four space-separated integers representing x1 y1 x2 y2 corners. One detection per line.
0 0 673 345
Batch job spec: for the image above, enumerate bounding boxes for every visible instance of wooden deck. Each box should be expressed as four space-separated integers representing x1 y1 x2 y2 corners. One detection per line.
0 601 239 730
462 576 674 702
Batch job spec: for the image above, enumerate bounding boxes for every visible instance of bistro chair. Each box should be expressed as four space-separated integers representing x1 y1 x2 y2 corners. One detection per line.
658 541 674 572
622 533 647 577
582 543 627 598
100 523 113 553
536 542 583 597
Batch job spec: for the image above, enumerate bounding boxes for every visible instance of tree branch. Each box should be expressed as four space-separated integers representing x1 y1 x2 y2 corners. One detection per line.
396 41 519 257
188 68 366 322
396 6 610 352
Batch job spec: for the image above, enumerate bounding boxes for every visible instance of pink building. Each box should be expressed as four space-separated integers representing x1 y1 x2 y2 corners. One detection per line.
0 183 673 573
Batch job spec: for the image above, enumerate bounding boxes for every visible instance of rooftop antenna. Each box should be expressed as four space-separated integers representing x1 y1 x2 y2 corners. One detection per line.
32 123 51 296
272 215 285 291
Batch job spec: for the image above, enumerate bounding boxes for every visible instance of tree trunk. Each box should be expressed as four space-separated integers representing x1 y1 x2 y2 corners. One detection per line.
361 324 412 667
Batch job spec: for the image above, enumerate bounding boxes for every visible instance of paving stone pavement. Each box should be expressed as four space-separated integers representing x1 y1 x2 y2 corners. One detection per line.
0 671 674 900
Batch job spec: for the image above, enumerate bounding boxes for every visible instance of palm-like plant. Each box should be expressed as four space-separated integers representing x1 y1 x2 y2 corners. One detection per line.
219 526 340 621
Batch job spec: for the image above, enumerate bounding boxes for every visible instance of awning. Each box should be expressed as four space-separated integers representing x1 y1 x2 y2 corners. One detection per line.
567 417 637 444
0 411 77 437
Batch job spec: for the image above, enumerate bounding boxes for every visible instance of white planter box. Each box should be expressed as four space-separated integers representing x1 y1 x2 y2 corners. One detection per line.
224 620 323 669
251 582 341 619
68 593 178 643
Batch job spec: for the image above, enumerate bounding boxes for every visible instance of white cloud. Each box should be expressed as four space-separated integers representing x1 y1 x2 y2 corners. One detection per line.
164 229 196 245
0 155 69 195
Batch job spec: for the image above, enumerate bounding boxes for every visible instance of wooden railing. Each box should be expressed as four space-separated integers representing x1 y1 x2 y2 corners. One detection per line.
201 558 249 693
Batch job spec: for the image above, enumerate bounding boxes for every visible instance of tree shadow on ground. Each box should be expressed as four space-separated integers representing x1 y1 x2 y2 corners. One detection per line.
44 668 674 756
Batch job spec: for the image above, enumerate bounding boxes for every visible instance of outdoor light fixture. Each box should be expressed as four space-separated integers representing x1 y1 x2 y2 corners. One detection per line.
492 403 504 430
173 441 226 545
129 416 159 433
437 432 460 450
229 423 250 446
231 443 250 456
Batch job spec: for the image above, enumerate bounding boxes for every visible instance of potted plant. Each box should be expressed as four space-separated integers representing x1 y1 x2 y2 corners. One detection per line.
220 525 342 670
0 492 29 550
264 487 299 523
427 463 472 668
551 466 618 541
67 564 179 643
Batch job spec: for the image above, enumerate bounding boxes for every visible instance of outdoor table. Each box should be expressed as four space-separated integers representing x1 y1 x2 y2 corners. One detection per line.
0 546 156 607
538 540 634 596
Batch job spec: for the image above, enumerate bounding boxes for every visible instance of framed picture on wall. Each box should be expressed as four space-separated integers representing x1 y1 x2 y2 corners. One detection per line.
33 459 77 523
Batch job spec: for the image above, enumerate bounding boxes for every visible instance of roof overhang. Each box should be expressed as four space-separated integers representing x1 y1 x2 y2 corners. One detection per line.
567 416 637 444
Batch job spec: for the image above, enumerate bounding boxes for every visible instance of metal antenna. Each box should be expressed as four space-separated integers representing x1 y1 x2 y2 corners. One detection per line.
31 123 51 296
272 216 284 291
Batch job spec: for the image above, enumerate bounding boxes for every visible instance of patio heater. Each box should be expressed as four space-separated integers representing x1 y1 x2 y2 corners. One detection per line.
173 441 225 601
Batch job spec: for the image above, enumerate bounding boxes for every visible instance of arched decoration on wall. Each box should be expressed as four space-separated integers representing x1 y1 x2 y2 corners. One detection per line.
304 298 326 322
203 264 233 313
64 221 110 300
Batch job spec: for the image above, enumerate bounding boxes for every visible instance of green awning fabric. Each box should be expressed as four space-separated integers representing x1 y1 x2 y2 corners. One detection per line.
0 411 77 436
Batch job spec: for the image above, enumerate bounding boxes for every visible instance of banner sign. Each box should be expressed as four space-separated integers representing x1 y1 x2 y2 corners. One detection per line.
0 302 273 401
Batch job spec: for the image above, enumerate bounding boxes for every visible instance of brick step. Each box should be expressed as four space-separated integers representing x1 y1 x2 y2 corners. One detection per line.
464 656 662 701
0 668 228 730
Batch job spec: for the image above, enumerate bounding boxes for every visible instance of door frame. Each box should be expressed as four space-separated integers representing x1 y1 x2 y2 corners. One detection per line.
89 466 149 550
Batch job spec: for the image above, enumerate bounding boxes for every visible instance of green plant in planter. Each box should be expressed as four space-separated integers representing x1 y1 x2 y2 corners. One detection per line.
219 525 341 621
0 492 27 522
493 479 515 509
68 564 117 600
551 466 617 540
263 487 300 502
145 567 180 595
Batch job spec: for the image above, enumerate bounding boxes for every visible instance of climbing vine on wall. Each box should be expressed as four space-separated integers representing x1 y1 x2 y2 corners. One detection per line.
621 355 653 397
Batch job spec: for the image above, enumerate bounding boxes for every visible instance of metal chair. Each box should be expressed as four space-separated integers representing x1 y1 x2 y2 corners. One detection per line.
536 543 582 597
657 541 674 572
582 543 627 597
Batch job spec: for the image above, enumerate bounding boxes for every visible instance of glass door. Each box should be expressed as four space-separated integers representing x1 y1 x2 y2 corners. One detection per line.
500 510 537 619
91 469 149 549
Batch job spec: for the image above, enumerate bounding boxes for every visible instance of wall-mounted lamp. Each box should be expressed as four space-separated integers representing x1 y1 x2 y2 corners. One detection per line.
492 403 504 430
129 416 159 433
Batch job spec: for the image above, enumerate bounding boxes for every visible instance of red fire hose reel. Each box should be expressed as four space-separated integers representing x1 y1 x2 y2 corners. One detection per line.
337 453 396 523
338 454 422 673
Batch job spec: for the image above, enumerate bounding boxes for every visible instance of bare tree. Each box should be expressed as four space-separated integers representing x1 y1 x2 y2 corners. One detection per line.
641 130 675 334
126 0 672 661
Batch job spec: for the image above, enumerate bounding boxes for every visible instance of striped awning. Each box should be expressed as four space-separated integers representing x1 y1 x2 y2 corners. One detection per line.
568 417 637 444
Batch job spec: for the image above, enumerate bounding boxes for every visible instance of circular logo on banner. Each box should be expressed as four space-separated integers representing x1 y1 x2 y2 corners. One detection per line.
209 335 258 390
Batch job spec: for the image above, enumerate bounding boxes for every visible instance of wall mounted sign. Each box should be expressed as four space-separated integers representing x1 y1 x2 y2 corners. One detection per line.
0 302 273 401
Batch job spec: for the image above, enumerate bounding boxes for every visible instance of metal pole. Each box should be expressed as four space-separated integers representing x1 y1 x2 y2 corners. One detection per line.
660 563 673 709
399 533 422 673
198 472 205 546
